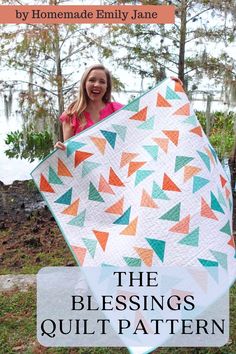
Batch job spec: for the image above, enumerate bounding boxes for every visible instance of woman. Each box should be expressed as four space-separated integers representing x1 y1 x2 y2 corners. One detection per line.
55 64 183 149
55 64 123 150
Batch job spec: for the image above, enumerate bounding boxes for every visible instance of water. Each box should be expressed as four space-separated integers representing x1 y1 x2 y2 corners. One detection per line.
0 100 38 185
0 91 234 185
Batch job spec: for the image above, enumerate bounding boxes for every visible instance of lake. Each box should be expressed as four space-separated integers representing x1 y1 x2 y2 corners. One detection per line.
0 98 38 185
0 92 233 185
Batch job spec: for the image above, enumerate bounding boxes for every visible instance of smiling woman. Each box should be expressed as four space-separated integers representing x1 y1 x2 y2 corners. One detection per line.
54 64 123 150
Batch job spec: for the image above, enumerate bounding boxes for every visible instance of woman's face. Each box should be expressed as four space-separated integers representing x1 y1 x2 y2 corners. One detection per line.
85 69 108 102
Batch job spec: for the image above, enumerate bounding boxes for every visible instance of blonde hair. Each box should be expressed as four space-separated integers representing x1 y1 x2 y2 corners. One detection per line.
65 64 112 128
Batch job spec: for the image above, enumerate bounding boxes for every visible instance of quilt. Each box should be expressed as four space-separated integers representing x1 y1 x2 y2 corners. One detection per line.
31 78 235 283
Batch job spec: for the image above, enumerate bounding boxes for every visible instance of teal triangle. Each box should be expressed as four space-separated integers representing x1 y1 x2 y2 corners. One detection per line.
193 176 209 193
123 257 141 266
159 203 181 221
208 144 218 163
174 156 194 172
197 151 211 171
138 116 155 130
152 181 169 200
183 115 198 126
55 187 72 205
146 238 166 262
198 258 219 267
143 145 158 161
217 187 226 207
198 258 219 282
135 170 154 186
160 275 181 294
220 221 231 236
210 192 224 214
48 166 63 185
68 209 86 227
210 250 227 270
82 161 100 177
99 266 115 283
66 141 86 157
179 227 199 247
229 198 232 211
88 182 104 202
166 86 181 100
125 98 140 112
100 130 117 149
113 207 131 225
111 124 127 142
82 238 97 258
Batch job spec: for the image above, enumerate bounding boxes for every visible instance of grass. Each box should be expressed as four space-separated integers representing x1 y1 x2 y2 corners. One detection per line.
0 284 235 354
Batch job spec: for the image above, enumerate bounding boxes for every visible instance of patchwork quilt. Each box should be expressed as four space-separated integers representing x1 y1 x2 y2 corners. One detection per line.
31 78 235 284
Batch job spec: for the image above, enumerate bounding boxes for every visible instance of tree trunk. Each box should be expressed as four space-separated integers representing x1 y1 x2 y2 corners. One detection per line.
53 24 64 141
50 0 64 141
178 0 187 86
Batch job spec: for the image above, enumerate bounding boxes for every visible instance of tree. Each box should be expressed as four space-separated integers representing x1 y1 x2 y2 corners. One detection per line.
0 0 115 141
107 0 236 92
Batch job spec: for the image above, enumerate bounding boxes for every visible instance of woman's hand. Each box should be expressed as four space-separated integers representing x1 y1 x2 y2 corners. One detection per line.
170 76 183 86
54 141 66 150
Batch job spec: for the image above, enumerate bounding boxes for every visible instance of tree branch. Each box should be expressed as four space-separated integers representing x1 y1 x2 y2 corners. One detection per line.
6 79 59 96
187 7 212 23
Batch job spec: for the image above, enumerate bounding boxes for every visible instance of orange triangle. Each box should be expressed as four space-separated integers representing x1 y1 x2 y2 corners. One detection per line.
62 198 80 216
173 103 190 116
163 130 179 146
58 158 73 177
90 136 106 155
156 93 172 107
105 197 124 215
39 174 55 193
184 166 201 182
163 173 181 192
141 189 158 208
204 147 215 165
134 247 153 267
129 107 147 121
98 175 115 195
175 81 185 92
152 137 169 153
120 152 139 168
169 215 190 234
220 175 227 188
72 246 86 266
93 230 109 251
225 187 230 200
120 217 138 236
190 126 203 137
134 309 154 334
200 198 218 220
74 151 93 168
228 235 235 249
128 161 146 177
171 289 193 300
109 168 125 187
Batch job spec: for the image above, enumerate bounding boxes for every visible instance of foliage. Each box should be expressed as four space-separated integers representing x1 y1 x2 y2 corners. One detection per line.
107 0 236 92
5 129 53 162
0 0 121 141
196 111 235 160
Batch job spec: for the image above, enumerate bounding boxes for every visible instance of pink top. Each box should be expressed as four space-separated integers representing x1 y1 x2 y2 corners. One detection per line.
59 102 123 135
